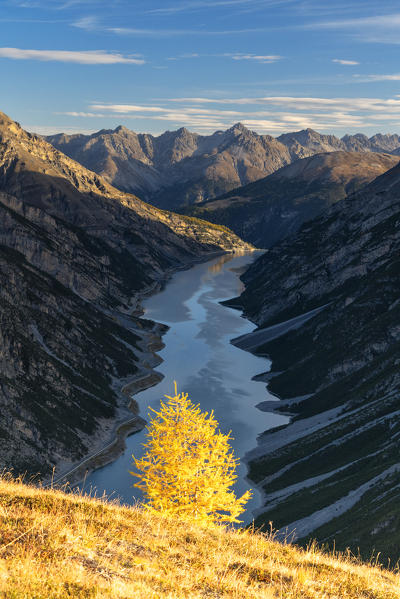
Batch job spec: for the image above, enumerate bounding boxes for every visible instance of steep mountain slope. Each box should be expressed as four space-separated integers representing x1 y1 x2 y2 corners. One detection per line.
0 110 250 478
47 124 400 210
183 152 398 247
230 161 400 563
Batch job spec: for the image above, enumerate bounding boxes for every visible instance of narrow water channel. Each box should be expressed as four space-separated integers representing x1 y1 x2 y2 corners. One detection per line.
86 252 288 523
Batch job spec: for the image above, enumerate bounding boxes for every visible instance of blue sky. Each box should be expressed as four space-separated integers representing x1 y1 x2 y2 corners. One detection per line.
2 0 400 137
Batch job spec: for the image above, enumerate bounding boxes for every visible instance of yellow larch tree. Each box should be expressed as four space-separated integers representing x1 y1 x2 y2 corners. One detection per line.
131 383 252 526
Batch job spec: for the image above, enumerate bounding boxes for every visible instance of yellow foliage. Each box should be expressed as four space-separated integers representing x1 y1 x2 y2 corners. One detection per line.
132 382 252 525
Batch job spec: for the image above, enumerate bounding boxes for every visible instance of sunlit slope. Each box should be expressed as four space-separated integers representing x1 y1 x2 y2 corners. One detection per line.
0 477 398 598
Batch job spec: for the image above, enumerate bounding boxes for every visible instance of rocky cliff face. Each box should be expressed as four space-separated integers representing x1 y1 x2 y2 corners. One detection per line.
0 110 250 478
234 161 400 563
47 125 400 210
182 152 399 247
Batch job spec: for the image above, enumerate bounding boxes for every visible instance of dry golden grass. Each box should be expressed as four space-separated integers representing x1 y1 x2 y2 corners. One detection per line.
0 476 398 598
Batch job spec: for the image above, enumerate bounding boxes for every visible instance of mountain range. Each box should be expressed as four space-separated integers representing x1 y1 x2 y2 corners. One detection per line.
228 159 400 563
5 108 400 563
46 124 400 210
0 111 249 478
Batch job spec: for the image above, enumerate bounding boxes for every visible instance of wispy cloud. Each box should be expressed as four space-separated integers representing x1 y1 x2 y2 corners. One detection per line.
55 111 106 117
292 1 386 18
57 94 400 134
25 124 98 135
109 26 273 37
332 58 359 65
89 103 244 116
354 73 400 82
58 0 100 7
9 0 107 9
304 12 400 44
0 48 145 64
227 53 282 63
306 13 400 29
168 53 201 59
0 16 65 23
166 52 282 63
72 15 98 30
166 96 400 113
146 0 293 15
90 104 171 113
52 108 371 133
147 0 252 13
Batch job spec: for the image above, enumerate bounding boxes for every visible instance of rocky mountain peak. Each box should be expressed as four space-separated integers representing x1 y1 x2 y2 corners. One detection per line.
158 126 193 141
227 122 251 135
114 125 132 135
176 126 191 135
294 128 322 142
0 110 24 139
370 132 400 152
0 110 18 127
373 132 398 141
342 133 369 143
303 127 318 135
354 133 370 142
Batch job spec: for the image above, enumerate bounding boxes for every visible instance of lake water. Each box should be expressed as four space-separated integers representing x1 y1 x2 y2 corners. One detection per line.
86 252 288 523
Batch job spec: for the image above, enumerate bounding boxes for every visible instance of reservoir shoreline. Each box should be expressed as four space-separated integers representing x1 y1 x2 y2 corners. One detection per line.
48 250 252 489
82 251 287 523
49 249 286 525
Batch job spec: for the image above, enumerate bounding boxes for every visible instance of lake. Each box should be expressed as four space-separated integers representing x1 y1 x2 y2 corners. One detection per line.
85 252 288 523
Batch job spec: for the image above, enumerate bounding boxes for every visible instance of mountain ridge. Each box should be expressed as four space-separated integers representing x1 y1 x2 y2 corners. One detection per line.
46 123 400 210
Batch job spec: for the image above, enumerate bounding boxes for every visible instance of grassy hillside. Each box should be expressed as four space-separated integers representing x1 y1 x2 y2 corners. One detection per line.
0 477 398 598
